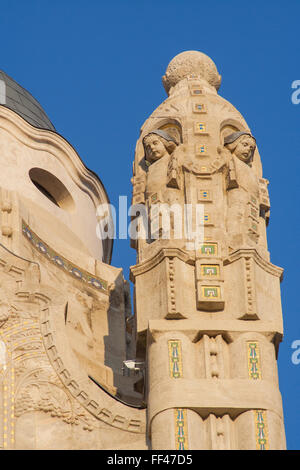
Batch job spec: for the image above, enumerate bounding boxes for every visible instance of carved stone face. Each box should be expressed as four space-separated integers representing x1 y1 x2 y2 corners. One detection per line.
233 135 256 163
143 134 169 164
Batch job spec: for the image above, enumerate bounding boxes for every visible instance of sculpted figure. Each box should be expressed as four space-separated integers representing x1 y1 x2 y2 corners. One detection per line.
132 130 180 207
224 131 256 165
223 132 269 249
143 130 176 165
142 129 181 201
139 129 184 242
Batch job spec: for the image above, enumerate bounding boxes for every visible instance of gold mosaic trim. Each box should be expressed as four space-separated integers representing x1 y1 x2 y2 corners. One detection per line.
3 363 14 449
199 242 218 256
0 334 14 449
254 410 269 450
201 265 220 277
168 340 183 378
201 285 221 299
174 409 188 450
22 220 108 294
193 102 206 114
195 144 208 156
247 341 262 379
194 122 208 134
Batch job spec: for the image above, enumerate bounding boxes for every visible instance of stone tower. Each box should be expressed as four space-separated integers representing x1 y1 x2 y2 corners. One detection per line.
0 51 286 450
130 51 286 450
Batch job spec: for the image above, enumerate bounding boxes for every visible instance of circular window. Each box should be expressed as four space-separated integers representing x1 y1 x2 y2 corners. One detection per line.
29 168 75 212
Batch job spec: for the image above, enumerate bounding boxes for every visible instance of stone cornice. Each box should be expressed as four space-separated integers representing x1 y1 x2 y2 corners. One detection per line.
130 248 195 280
224 248 283 280
148 378 284 428
147 319 283 343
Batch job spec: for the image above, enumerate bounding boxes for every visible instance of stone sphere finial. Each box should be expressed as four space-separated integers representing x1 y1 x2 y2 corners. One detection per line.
162 50 221 94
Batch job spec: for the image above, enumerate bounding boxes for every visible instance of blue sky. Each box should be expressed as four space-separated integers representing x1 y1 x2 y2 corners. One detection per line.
0 0 299 449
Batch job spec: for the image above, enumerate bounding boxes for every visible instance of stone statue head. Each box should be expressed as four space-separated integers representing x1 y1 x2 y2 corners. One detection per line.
224 132 256 164
143 130 177 165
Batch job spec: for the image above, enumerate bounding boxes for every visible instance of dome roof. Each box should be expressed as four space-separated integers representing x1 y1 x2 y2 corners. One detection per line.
0 70 55 131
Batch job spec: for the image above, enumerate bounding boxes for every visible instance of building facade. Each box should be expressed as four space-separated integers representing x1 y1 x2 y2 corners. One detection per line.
0 51 285 449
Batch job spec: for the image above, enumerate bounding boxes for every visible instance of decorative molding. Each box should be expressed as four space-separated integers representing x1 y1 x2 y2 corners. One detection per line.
240 257 258 320
208 414 232 450
198 242 218 257
130 248 194 280
0 244 145 440
165 257 187 319
203 335 226 380
168 340 183 378
22 221 108 294
40 306 145 434
1 189 13 248
254 410 269 450
247 341 262 380
200 264 220 278
0 319 43 450
0 318 97 439
224 249 283 280
174 408 188 450
166 258 176 318
1 348 14 449
196 283 224 311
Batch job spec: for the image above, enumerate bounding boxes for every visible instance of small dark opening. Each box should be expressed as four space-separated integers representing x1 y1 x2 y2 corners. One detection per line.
29 167 75 212
31 180 59 207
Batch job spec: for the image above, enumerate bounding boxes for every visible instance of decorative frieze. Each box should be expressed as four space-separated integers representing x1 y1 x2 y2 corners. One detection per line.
196 243 224 311
40 306 145 434
196 282 224 311
174 408 188 450
200 264 220 277
1 350 14 449
247 341 262 380
22 221 108 294
254 410 269 450
199 242 218 257
168 340 183 378
0 319 44 450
